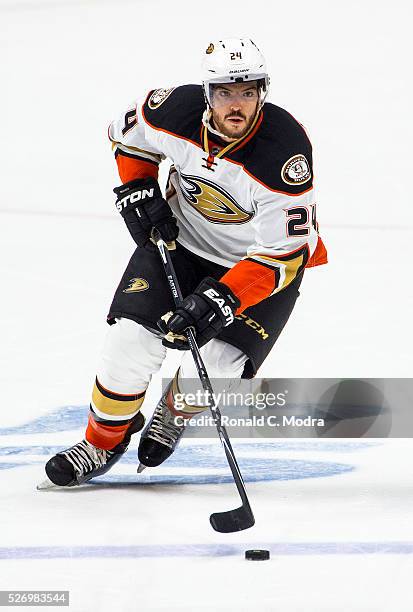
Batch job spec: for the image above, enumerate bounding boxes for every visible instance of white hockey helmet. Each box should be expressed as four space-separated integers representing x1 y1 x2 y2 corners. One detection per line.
202 38 269 108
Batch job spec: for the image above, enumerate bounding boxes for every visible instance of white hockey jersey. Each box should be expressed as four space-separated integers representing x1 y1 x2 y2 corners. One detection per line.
108 85 327 313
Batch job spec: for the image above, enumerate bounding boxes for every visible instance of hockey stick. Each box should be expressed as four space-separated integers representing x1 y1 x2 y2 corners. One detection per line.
152 229 255 533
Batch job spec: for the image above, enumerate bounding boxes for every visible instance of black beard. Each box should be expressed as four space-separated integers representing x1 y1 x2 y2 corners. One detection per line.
211 114 253 141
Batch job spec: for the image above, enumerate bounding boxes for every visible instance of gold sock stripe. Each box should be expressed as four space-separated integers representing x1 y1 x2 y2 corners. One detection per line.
172 370 208 415
92 382 145 417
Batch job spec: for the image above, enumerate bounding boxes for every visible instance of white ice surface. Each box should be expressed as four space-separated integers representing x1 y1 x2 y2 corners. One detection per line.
1 1 413 610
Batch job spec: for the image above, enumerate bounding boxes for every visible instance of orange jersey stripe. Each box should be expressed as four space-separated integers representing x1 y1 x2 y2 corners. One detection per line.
306 236 328 268
116 153 159 183
220 259 277 314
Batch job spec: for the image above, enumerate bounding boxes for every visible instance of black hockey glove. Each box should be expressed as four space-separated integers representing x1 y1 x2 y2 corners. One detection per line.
114 177 178 248
157 277 240 350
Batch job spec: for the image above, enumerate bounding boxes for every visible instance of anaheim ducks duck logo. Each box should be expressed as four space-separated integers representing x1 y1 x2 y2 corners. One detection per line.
123 278 149 293
179 173 253 224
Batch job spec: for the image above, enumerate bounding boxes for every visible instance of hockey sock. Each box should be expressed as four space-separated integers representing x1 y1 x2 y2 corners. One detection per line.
167 369 209 418
86 377 146 450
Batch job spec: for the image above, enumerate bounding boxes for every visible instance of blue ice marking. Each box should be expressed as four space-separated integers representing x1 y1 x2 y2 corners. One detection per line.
0 443 354 483
0 405 361 483
0 405 88 435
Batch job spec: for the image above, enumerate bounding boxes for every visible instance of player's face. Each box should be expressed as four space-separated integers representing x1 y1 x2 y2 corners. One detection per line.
210 82 259 141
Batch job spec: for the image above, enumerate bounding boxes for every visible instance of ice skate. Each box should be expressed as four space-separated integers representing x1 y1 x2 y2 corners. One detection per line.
39 411 145 488
137 384 187 470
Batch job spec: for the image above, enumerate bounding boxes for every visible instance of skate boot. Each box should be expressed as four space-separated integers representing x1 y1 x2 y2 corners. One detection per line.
42 411 145 487
137 384 187 470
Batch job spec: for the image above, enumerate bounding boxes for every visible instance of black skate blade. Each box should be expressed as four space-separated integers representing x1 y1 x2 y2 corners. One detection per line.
210 506 255 533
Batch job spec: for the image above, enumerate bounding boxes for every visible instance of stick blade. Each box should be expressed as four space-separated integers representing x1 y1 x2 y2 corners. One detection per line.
210 505 255 533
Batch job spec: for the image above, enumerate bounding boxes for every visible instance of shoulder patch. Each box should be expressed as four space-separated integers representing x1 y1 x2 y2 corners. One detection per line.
142 84 205 143
229 103 314 194
148 88 175 110
281 154 311 186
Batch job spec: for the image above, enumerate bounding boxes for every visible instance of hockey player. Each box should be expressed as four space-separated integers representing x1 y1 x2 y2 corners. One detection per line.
42 38 327 487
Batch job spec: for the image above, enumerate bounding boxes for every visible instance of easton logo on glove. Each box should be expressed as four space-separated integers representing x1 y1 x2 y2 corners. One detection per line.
115 187 156 212
157 277 240 351
203 288 235 326
113 177 178 248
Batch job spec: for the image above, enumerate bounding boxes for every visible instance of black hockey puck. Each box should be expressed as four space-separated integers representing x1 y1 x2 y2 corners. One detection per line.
245 549 270 561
